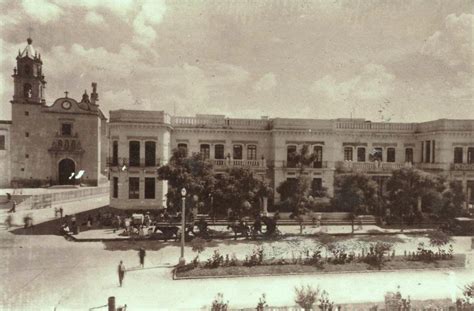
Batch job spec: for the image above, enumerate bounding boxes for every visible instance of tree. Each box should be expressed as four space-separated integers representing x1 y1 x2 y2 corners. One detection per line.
211 293 228 311
295 285 320 311
157 149 216 214
331 173 379 233
385 168 443 230
277 176 311 216
213 168 272 218
439 181 466 219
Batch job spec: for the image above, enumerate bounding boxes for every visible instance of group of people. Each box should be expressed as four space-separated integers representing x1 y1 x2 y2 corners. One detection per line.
117 248 147 287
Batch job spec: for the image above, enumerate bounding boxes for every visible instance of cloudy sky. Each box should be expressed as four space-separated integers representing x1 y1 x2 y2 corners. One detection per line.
0 0 472 122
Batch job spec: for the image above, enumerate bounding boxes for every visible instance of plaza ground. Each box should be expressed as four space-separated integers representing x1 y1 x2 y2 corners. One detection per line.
1 191 473 310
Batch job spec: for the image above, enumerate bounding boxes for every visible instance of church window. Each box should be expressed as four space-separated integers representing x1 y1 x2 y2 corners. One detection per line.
23 83 32 98
61 123 72 136
24 65 31 75
64 140 69 150
71 140 76 151
58 140 63 149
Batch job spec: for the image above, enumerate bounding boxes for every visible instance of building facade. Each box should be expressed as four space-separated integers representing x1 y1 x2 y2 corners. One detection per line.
108 111 474 210
8 38 107 187
0 121 11 187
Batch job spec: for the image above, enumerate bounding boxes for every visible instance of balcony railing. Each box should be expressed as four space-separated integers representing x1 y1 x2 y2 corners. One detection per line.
282 161 328 169
106 157 162 168
415 163 450 171
337 161 408 172
210 159 266 168
451 163 474 171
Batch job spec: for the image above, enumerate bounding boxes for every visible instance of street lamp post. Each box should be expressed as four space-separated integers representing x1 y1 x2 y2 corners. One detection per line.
179 188 187 266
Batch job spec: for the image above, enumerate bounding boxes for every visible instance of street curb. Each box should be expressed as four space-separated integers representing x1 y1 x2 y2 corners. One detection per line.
172 264 467 281
68 230 432 242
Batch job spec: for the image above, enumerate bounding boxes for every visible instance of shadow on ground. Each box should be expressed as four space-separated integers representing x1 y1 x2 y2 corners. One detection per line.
10 205 118 235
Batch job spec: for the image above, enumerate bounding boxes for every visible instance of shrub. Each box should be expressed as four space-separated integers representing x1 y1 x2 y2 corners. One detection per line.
243 246 264 267
256 293 268 311
362 242 393 270
205 250 224 269
211 293 228 311
304 248 324 268
319 290 335 311
327 244 354 265
295 285 320 311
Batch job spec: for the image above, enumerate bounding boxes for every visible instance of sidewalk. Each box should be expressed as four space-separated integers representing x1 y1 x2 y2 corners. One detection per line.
0 193 109 228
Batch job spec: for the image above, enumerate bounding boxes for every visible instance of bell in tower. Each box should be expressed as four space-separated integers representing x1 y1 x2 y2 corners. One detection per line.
12 38 47 104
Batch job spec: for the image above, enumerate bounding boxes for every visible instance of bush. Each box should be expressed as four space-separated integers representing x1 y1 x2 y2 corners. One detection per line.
205 250 224 269
256 293 268 311
295 285 320 311
243 246 265 267
211 293 228 311
409 242 453 263
327 244 354 265
304 248 324 268
362 242 393 270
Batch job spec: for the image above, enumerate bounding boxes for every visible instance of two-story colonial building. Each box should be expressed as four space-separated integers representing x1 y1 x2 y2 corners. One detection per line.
108 111 474 210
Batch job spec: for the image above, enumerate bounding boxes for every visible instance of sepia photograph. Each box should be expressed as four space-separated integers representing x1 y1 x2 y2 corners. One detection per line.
0 0 473 310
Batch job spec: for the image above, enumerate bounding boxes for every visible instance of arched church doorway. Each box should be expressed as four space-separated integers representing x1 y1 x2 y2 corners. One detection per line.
58 158 75 185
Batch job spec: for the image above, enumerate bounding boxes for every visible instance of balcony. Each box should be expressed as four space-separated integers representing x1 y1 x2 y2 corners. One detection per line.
415 163 450 171
210 159 266 169
336 161 408 173
106 157 162 168
451 163 474 171
282 161 328 169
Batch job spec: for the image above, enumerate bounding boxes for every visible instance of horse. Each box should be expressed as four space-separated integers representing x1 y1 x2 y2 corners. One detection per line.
155 226 180 242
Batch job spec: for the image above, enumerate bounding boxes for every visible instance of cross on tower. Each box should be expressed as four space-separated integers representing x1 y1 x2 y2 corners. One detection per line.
64 91 69 98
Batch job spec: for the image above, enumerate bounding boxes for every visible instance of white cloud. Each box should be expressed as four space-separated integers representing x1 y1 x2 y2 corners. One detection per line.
254 73 277 92
21 0 63 24
85 11 105 25
54 0 135 17
132 0 167 46
422 13 473 69
310 64 395 120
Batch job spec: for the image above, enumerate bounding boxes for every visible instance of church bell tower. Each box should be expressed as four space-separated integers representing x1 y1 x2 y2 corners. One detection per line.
11 38 46 104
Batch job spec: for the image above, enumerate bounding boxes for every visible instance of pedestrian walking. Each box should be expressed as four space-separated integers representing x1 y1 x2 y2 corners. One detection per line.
139 248 146 268
59 207 63 218
118 260 126 287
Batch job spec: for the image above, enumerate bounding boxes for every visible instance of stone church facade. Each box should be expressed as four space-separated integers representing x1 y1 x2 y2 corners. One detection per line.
108 111 474 210
7 38 107 187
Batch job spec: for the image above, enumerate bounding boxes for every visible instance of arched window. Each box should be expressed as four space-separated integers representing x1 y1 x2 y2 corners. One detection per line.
57 140 63 150
387 148 396 163
145 141 156 166
214 144 225 159
200 144 210 160
177 143 188 157
233 145 243 160
344 147 353 161
64 140 69 150
247 145 257 160
23 83 32 98
357 147 366 162
71 140 76 151
313 146 323 168
129 141 140 166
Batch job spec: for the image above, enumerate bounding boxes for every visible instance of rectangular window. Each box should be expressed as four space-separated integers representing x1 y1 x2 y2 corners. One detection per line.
405 148 413 163
432 140 435 163
113 177 118 198
311 178 323 197
247 145 257 160
24 111 29 116
0 135 5 150
344 147 353 161
468 147 474 164
61 123 72 136
177 143 188 157
129 177 139 199
215 144 225 159
200 144 210 160
145 178 155 199
425 141 431 163
25 132 29 137
387 148 396 163
454 147 463 164
421 142 424 162
313 146 323 168
25 154 29 158
233 145 243 160
112 141 118 166
129 141 140 166
145 141 156 166
287 145 297 167
369 148 383 162
357 147 366 162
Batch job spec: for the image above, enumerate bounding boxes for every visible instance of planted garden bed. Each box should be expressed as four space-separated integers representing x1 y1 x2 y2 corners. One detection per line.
175 254 465 279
